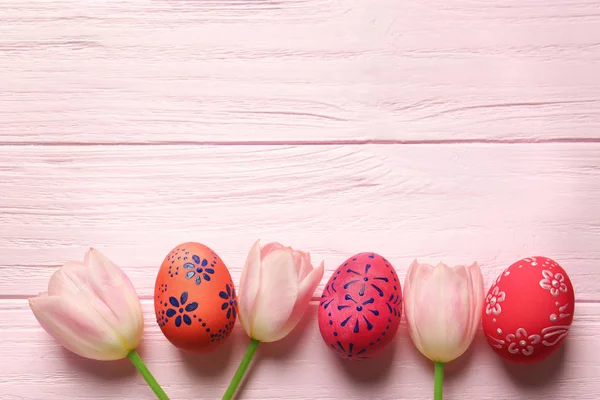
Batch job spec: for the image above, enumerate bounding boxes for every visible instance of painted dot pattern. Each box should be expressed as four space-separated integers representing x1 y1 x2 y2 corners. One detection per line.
154 242 237 353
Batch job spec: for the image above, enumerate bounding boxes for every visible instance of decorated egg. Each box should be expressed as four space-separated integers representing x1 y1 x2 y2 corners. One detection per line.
154 242 237 353
482 256 574 364
318 252 402 360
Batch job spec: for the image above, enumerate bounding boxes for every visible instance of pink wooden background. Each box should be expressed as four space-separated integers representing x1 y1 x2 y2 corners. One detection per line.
1 1 600 399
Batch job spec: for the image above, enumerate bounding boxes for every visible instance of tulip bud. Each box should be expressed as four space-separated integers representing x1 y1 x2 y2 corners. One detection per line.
29 248 169 399
404 260 484 399
238 240 324 342
223 240 324 400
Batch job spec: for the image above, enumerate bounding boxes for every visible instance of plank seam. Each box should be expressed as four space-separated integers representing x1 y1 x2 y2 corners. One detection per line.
2 138 600 146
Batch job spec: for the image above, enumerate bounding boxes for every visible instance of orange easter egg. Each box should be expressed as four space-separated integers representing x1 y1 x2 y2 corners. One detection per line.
154 242 237 352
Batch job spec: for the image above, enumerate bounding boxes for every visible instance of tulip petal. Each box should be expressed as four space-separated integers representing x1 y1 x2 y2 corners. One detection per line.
275 260 325 341
238 240 262 335
430 265 467 360
291 251 304 279
454 264 475 351
29 294 128 361
47 262 88 297
295 250 313 282
249 249 299 341
404 260 430 357
404 260 433 328
48 253 143 352
466 262 484 345
83 248 143 350
260 242 285 259
407 260 434 287
445 262 484 360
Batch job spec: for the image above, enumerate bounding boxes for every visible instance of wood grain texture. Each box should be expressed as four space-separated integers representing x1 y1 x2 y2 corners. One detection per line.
1 0 600 143
2 144 600 301
2 0 600 398
1 300 598 400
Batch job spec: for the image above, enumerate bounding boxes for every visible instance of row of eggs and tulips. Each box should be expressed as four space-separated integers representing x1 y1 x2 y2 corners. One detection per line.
29 240 574 366
154 241 574 365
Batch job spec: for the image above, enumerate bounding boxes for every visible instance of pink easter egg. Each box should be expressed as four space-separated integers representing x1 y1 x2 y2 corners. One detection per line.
318 252 402 360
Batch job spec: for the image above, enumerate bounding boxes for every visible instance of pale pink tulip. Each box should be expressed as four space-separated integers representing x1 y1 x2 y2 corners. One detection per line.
29 248 169 399
238 240 325 342
404 260 484 363
29 248 144 361
223 241 324 400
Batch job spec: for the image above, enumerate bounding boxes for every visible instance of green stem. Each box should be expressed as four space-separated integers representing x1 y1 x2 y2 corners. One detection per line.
222 338 261 400
127 350 170 400
434 361 444 400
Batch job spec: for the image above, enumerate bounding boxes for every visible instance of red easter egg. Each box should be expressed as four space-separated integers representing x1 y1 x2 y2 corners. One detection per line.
318 252 402 360
482 256 575 364
154 242 237 353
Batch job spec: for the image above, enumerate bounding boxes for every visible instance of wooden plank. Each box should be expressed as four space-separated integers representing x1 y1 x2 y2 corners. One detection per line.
1 0 599 143
1 143 599 300
0 299 598 399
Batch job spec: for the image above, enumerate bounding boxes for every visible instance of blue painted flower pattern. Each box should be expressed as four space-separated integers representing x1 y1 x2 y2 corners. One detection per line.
166 291 199 327
318 252 403 359
219 284 238 319
330 341 368 360
386 292 402 317
337 294 379 333
184 254 215 285
343 260 390 298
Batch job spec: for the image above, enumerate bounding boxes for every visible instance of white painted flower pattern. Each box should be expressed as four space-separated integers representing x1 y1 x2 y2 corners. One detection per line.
539 270 568 297
506 328 541 356
485 286 506 316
